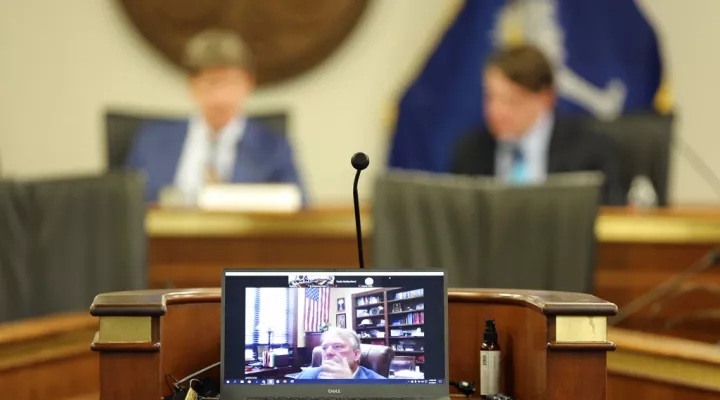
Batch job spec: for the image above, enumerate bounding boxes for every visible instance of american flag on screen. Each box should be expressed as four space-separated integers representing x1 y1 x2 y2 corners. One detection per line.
304 287 330 332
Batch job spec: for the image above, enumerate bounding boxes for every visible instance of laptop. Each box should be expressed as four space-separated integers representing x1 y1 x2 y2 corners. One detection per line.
221 269 450 400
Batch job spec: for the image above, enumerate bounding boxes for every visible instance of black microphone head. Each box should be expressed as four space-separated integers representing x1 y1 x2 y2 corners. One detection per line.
351 152 370 171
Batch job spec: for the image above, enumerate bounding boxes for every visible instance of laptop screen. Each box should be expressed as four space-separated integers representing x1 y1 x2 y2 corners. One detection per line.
221 270 447 394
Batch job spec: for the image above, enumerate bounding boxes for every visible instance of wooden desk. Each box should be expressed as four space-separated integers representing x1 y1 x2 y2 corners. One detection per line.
0 312 98 399
147 207 364 288
245 365 297 379
147 207 720 340
607 326 720 399
89 288 616 400
596 207 720 341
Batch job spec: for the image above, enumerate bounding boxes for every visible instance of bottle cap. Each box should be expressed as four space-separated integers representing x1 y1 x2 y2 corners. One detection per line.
484 319 498 343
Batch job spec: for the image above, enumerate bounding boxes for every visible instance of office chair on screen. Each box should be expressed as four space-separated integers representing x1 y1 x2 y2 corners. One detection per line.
311 344 395 378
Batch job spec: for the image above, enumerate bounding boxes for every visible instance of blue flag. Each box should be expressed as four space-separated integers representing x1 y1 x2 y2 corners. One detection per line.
388 0 663 173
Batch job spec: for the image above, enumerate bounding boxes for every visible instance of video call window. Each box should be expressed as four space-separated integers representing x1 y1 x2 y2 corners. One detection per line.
223 272 445 385
241 287 429 382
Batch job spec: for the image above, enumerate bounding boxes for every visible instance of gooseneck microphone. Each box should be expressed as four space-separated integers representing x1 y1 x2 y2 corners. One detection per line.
351 152 370 269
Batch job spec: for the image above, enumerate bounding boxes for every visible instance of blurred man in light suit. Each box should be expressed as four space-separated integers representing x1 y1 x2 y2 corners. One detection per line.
126 29 305 204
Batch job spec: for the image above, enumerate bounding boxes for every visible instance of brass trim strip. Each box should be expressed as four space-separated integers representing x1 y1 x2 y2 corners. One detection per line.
97 317 152 343
547 341 615 351
555 316 607 343
0 328 95 372
596 214 720 243
608 350 720 392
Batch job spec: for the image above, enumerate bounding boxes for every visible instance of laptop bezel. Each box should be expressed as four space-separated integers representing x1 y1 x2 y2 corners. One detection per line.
220 268 450 399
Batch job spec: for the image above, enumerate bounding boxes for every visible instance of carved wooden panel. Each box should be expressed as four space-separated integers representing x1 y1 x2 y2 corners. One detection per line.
117 0 371 85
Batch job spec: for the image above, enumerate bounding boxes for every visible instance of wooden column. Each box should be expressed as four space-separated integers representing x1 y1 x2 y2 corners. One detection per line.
447 290 615 399
90 289 220 400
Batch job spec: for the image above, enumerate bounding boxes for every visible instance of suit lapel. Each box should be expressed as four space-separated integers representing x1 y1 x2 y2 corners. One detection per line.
231 121 264 181
150 122 187 196
167 123 188 178
355 366 367 379
546 117 565 173
475 133 497 175
482 137 497 175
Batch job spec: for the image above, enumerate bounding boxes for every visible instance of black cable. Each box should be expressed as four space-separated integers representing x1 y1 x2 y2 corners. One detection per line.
165 373 178 394
676 137 720 198
174 361 221 389
609 249 720 325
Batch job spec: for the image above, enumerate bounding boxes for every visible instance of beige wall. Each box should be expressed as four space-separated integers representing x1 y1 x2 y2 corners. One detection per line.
1 0 718 203
0 0 460 204
637 0 720 203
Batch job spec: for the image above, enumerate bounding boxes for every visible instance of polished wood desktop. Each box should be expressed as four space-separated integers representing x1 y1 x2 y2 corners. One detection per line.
147 206 720 341
607 327 720 399
244 365 297 379
88 288 617 400
596 207 720 341
3 206 720 399
0 312 98 399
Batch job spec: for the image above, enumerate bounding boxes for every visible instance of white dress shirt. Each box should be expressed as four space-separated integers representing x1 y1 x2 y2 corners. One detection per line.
174 115 246 196
495 113 554 183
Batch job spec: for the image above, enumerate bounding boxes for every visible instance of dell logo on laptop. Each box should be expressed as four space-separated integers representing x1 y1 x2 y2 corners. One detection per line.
328 389 342 394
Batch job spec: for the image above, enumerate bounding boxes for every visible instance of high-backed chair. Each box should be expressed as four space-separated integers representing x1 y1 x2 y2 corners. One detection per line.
104 110 289 170
579 112 673 206
0 181 33 322
0 172 147 322
373 171 601 293
24 172 147 316
311 344 394 377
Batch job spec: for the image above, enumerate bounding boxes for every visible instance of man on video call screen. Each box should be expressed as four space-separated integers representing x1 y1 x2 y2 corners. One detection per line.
295 327 385 379
224 272 443 384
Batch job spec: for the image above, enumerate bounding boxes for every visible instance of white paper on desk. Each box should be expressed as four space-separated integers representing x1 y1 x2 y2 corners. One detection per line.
197 184 302 213
392 370 425 379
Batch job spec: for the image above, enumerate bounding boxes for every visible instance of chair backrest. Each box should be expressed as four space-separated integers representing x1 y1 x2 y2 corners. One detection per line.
373 171 485 288
105 112 165 170
104 110 289 170
0 172 148 321
579 112 673 206
0 181 33 322
23 172 148 316
311 344 395 378
373 170 601 292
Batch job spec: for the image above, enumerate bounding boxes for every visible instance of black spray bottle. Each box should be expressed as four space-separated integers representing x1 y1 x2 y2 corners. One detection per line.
480 319 501 397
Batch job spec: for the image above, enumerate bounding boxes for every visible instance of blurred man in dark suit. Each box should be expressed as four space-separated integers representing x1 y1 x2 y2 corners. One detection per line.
451 44 624 205
126 29 305 204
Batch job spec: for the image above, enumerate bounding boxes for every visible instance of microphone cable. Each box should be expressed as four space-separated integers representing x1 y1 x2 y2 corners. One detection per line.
675 135 720 198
